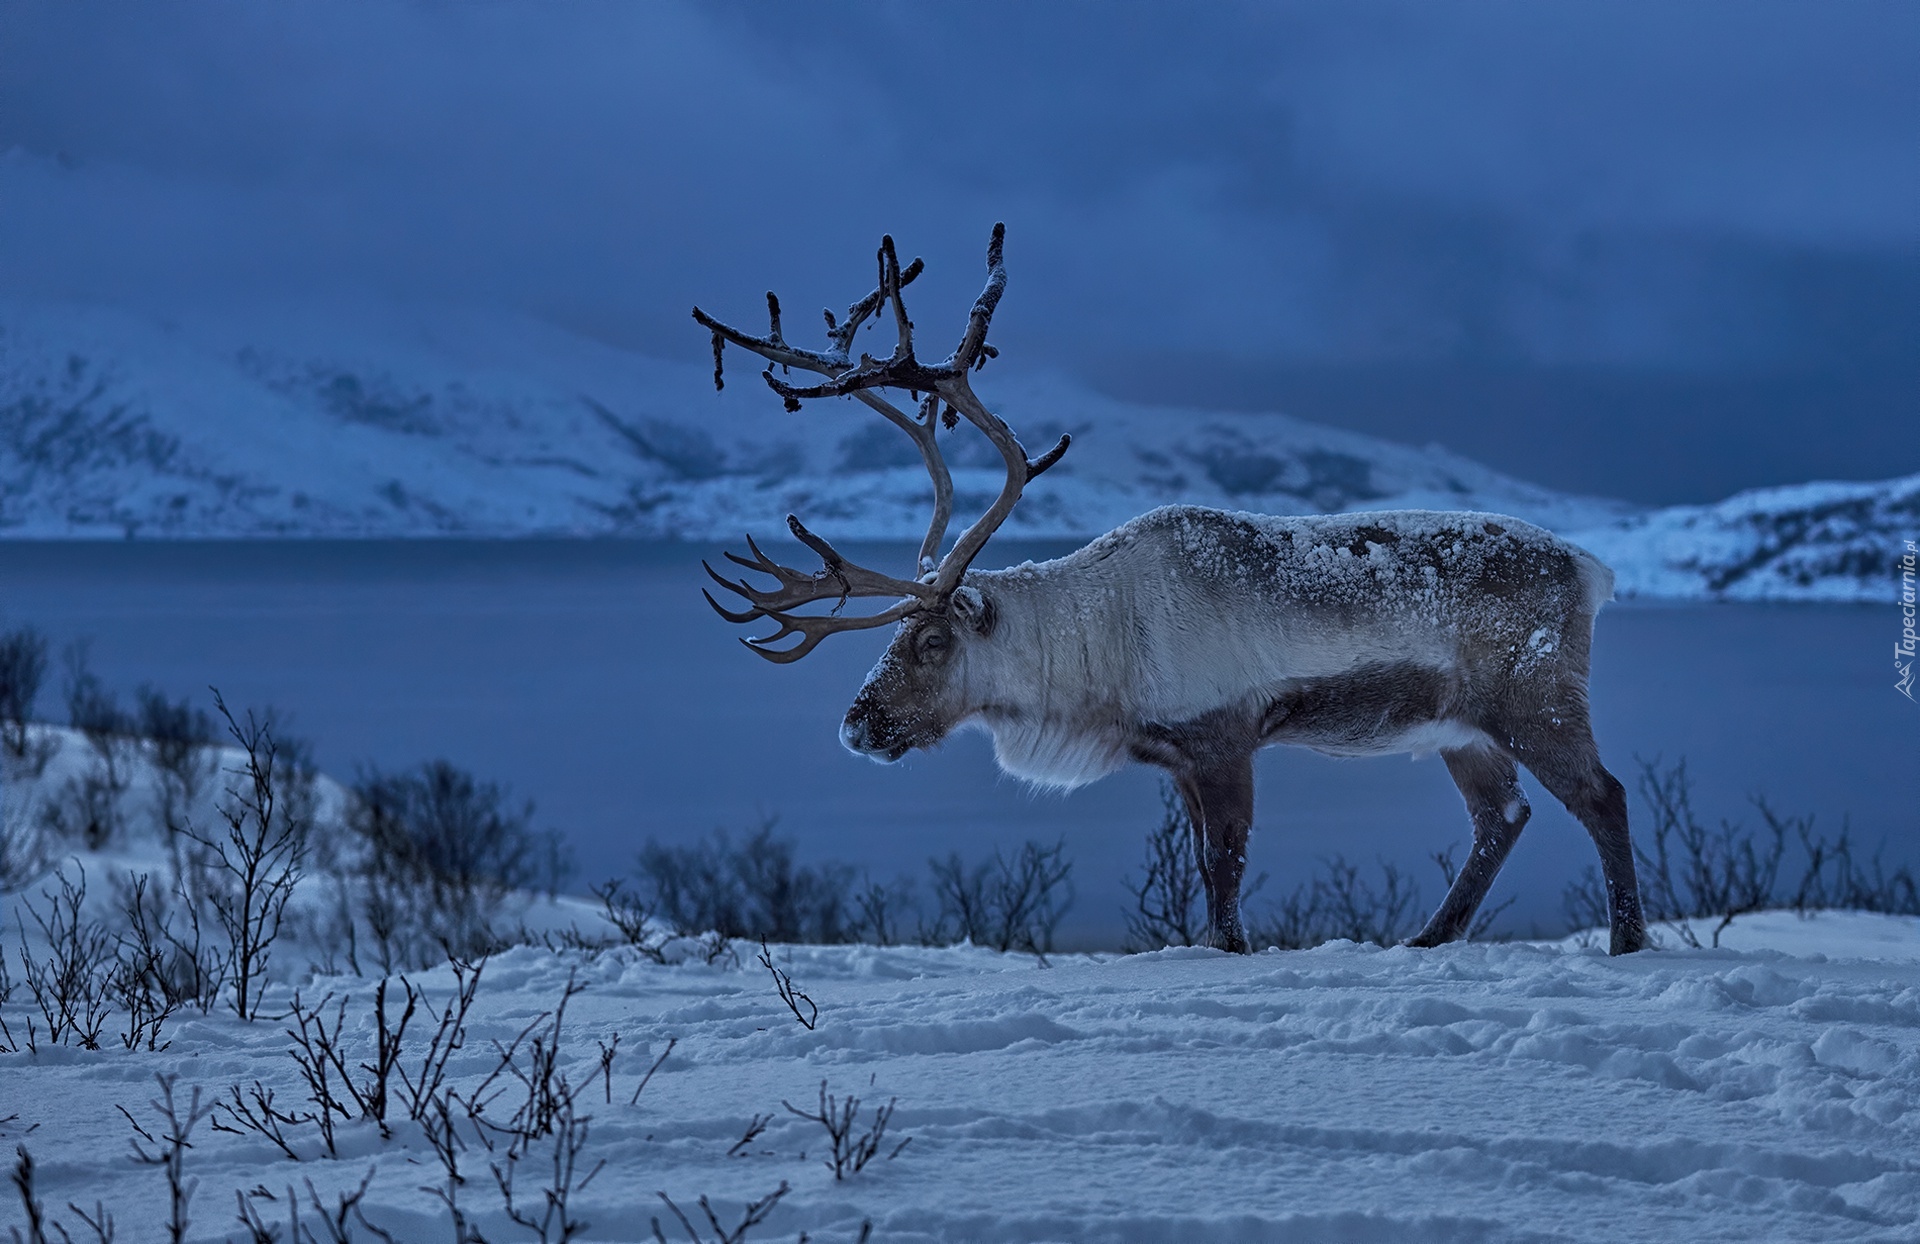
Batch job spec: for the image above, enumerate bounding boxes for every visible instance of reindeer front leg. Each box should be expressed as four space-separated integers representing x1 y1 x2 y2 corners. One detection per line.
1174 754 1255 955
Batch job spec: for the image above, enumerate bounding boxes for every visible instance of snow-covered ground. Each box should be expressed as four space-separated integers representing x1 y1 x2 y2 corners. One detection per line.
1 299 1909 603
5 911 1920 1243
6 722 1920 1241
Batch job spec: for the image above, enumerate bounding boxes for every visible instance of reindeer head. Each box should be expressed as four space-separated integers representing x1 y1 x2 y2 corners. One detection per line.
693 225 1066 760
838 584 999 761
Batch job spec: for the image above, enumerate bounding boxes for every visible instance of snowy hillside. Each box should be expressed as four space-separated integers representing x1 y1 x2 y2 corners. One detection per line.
1570 473 1920 603
0 299 1908 602
7 917 1920 1242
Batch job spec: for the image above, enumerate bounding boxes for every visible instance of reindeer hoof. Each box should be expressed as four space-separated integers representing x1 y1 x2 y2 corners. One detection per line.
1608 923 1648 955
1402 919 1461 949
1209 929 1250 955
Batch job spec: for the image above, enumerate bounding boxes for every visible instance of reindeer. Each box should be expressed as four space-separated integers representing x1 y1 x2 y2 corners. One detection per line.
693 225 1647 956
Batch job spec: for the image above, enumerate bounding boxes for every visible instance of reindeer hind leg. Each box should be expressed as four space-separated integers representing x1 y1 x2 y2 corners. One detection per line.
1406 745 1530 948
1506 710 1647 955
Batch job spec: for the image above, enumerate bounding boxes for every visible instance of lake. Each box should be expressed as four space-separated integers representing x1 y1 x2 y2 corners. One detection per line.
3 539 1914 947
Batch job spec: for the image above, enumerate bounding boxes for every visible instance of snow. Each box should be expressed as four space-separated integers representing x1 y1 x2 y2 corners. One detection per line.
7 870 1920 1241
1 298 1908 602
6 727 1920 1240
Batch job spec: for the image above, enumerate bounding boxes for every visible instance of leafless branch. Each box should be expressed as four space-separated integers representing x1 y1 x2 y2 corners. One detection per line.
725 1113 772 1158
61 1197 116 1244
124 1074 212 1244
651 1183 790 1244
629 1036 677 1107
781 1082 906 1181
11 1145 49 1244
210 1081 312 1161
303 1167 395 1244
756 941 817 1030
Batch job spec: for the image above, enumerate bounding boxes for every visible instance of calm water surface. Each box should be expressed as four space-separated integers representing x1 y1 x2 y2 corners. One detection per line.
3 540 1914 945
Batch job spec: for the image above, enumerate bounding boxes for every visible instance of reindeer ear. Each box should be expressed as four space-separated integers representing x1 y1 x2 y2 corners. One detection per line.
949 585 995 636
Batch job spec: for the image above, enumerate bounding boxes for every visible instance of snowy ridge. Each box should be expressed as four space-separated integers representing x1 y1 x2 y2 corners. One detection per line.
0 300 1907 601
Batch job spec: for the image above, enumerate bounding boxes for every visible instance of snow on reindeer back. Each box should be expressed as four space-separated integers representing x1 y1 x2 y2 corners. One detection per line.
0 298 1905 601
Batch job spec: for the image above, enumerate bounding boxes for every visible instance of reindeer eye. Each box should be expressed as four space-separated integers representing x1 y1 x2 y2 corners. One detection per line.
917 628 950 660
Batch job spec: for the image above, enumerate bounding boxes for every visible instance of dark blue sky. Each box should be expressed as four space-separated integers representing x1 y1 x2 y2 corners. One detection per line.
1 1 1912 504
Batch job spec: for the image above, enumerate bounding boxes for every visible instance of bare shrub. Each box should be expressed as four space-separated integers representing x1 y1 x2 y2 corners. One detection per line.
120 1073 214 1244
350 760 558 969
652 1183 790 1244
183 693 308 1020
9 865 211 1053
396 954 486 1121
55 641 131 849
13 865 116 1051
10 1144 49 1244
9 1145 118 1244
1563 757 1920 948
608 830 1075 955
419 968 613 1244
265 962 479 1159
110 872 191 1050
1313 857 1419 945
136 686 217 839
927 838 1073 954
119 864 227 1016
34 772 119 855
726 1112 772 1158
62 1200 117 1244
0 813 56 896
756 941 817 1030
205 954 633 1240
1778 800 1920 914
1247 856 1421 951
591 877 656 946
851 876 917 947
634 822 855 944
280 993 369 1157
231 1186 286 1243
1122 783 1205 951
304 1168 394 1244
487 1075 603 1244
0 626 49 767
525 879 721 965
1634 757 1782 947
212 1080 312 1161
781 1081 909 1180
628 1037 676 1107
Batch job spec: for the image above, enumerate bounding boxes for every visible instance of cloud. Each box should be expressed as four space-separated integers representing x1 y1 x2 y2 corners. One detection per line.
0 0 1912 378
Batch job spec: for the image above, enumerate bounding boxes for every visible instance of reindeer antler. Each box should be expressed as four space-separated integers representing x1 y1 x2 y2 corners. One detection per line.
692 224 1069 661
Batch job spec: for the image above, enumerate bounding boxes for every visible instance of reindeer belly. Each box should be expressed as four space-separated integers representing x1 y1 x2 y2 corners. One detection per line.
1259 660 1489 758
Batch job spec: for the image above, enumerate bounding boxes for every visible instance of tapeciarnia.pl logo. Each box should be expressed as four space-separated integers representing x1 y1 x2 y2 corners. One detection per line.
1899 538 1916 702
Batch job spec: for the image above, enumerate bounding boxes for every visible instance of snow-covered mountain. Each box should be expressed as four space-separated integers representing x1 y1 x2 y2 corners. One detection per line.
1569 474 1919 603
0 300 1907 602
